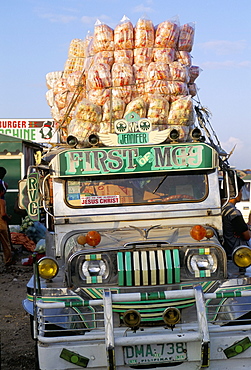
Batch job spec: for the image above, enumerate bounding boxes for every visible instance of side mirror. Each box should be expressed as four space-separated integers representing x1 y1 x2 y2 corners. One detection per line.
220 170 238 200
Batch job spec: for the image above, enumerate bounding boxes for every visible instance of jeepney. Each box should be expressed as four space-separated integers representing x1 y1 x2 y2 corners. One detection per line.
21 110 251 369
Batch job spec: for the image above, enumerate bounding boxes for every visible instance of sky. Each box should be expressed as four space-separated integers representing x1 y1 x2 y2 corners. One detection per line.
1 0 251 169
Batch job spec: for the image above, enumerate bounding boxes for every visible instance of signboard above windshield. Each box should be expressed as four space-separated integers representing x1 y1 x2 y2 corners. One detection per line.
57 143 217 177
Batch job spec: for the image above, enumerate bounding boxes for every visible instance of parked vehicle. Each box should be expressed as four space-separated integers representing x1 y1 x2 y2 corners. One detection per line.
19 106 251 370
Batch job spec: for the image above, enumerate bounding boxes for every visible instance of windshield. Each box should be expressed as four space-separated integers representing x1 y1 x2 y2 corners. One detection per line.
65 172 208 207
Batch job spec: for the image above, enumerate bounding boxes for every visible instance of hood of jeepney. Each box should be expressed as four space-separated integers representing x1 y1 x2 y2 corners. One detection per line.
97 224 220 247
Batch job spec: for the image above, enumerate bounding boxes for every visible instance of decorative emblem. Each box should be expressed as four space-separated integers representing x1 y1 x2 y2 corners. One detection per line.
115 120 129 133
100 112 168 146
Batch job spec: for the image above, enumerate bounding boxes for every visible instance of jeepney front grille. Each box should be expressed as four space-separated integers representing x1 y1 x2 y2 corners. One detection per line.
117 249 180 287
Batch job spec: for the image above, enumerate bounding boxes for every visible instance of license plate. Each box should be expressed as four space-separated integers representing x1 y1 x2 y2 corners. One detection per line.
124 342 187 365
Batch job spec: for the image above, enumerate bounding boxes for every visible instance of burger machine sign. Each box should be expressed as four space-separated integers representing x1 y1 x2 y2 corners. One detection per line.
0 119 58 143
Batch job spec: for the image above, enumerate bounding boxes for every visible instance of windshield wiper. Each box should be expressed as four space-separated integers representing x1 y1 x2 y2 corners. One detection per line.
153 174 168 194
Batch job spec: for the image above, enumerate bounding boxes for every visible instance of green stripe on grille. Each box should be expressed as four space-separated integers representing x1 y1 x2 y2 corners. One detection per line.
173 249 180 283
165 250 173 284
200 270 206 278
117 249 181 287
117 252 124 286
92 276 97 283
199 248 205 255
125 252 132 286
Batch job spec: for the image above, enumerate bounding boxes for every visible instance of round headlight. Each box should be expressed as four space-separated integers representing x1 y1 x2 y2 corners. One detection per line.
190 254 216 273
123 310 141 329
82 259 107 278
38 257 59 279
233 247 251 268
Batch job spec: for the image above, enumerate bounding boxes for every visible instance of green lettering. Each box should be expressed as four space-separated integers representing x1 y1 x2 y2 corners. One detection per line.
171 147 187 166
28 201 38 216
167 343 175 355
135 345 144 357
125 346 134 358
23 129 31 140
65 152 82 175
156 344 164 355
30 129 36 140
28 177 38 202
176 343 186 353
187 145 203 166
145 344 153 357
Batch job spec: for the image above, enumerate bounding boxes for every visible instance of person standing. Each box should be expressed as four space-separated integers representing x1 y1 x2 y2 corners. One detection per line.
0 183 13 265
222 176 251 258
0 166 8 199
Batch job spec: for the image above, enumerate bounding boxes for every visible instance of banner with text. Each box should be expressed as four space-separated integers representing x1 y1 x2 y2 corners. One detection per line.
0 119 58 143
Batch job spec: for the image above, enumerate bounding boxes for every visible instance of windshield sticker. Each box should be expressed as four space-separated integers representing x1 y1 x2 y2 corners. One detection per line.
81 195 120 205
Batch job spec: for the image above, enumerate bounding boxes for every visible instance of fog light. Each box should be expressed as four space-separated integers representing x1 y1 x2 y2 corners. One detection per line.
38 257 58 279
233 247 251 268
163 307 181 327
123 310 141 329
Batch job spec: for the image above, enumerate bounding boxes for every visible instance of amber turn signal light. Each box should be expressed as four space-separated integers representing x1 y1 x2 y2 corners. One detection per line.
86 230 101 247
190 225 207 241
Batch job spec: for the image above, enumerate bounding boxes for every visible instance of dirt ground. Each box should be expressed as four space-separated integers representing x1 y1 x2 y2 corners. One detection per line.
0 246 35 370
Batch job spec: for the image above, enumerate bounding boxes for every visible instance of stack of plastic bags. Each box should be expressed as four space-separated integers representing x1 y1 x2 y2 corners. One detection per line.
46 15 202 143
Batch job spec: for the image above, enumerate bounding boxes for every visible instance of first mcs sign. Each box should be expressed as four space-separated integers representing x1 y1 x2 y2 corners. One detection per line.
0 119 58 143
